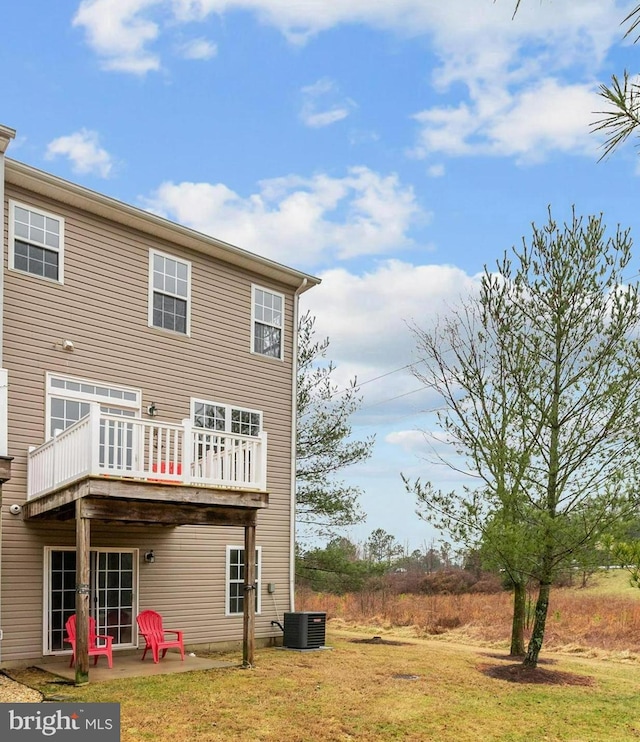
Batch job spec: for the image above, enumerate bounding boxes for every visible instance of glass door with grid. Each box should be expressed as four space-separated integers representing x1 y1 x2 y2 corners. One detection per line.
46 549 136 654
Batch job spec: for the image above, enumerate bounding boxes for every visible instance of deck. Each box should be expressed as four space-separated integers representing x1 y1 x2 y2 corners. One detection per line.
24 404 268 523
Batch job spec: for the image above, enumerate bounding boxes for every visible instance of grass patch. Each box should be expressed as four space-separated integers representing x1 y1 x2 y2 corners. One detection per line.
581 569 640 599
8 630 640 741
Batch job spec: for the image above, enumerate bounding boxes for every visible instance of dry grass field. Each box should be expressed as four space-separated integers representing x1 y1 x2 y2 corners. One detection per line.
6 571 640 741
297 569 640 657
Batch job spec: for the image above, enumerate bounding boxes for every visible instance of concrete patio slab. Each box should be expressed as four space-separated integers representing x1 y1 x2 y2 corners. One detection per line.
34 651 236 683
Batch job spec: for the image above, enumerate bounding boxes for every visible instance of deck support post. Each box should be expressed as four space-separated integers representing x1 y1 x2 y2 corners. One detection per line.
242 521 256 668
75 498 91 685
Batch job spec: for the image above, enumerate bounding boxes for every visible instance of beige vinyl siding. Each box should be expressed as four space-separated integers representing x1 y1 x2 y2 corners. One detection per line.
1 183 298 661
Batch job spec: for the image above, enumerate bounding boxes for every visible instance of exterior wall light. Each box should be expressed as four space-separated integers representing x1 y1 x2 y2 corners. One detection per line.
147 403 158 417
144 550 155 564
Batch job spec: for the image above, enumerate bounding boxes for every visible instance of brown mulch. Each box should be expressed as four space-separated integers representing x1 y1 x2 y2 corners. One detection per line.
479 663 595 686
481 652 557 665
349 636 414 646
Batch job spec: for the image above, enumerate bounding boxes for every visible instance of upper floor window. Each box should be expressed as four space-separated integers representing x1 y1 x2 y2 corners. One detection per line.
46 373 140 438
149 250 191 335
9 201 64 283
191 399 262 437
252 286 284 359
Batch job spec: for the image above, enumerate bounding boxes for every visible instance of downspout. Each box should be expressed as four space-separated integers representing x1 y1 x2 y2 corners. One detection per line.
0 125 15 665
289 277 307 612
0 126 15 449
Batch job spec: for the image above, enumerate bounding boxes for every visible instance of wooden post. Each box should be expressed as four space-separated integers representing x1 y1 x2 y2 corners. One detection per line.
242 522 256 668
75 498 91 685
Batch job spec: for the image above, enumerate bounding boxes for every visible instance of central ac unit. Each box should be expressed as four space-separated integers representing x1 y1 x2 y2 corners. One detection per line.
283 611 326 649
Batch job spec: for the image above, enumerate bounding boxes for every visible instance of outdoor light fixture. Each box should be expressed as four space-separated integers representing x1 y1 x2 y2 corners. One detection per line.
61 339 74 351
147 403 158 417
144 550 155 564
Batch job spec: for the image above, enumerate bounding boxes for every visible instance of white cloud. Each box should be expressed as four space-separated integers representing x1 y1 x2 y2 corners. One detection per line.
73 0 161 74
427 163 445 177
178 37 217 60
73 0 624 82
144 167 424 265
385 429 428 453
45 129 114 178
71 0 625 164
302 109 351 128
413 78 601 163
403 1 622 162
386 428 460 457
300 260 481 422
300 78 355 128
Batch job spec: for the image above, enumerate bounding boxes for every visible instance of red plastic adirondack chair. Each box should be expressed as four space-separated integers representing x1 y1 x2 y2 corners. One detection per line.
137 610 185 663
64 614 113 668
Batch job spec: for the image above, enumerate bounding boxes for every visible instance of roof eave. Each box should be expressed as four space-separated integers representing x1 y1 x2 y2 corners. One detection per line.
5 159 320 292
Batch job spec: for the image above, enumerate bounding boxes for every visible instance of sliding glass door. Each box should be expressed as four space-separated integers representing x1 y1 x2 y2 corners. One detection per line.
45 548 137 654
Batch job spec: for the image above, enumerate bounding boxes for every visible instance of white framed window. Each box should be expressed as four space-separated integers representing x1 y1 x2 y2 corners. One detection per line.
9 200 64 283
46 373 140 438
191 398 262 437
226 546 261 616
251 285 284 359
149 249 191 335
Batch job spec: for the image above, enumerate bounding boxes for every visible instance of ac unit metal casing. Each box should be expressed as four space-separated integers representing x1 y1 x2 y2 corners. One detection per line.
283 611 326 649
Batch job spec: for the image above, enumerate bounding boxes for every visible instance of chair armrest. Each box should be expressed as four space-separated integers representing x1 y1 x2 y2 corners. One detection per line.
164 630 183 641
95 634 113 647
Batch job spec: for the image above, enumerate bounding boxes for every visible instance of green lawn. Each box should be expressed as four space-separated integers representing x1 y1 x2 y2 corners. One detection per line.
10 627 640 741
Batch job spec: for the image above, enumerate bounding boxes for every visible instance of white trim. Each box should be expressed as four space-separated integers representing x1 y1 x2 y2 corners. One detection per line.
225 545 262 616
8 199 65 284
0 130 16 369
251 284 285 361
290 277 307 613
0 131 14 667
45 372 141 440
0 369 7 457
148 248 191 337
43 546 139 656
190 397 262 435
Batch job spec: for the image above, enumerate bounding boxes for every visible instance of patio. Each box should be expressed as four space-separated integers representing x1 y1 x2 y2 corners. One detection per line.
34 650 235 684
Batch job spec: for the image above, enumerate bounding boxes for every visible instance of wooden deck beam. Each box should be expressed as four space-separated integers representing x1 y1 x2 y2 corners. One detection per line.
81 498 258 527
22 476 268 522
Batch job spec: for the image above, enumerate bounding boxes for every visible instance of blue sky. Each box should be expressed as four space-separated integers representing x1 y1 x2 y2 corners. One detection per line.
4 0 640 552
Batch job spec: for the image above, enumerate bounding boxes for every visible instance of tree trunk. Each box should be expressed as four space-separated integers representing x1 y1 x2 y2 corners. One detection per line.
523 580 551 668
509 580 526 656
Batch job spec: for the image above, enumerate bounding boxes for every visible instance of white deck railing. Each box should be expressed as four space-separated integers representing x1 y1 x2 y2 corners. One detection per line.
27 403 267 499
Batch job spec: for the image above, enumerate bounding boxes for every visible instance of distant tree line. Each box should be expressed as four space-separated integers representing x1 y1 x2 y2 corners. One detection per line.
296 530 505 596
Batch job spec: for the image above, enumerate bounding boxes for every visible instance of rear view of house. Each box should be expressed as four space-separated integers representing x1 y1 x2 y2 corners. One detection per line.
0 124 318 673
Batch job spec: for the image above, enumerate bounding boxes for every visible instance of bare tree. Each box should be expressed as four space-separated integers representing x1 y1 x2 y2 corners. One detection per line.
406 209 640 667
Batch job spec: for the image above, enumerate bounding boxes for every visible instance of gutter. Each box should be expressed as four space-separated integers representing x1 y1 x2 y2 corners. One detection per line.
0 124 15 666
289 277 308 612
0 127 15 375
